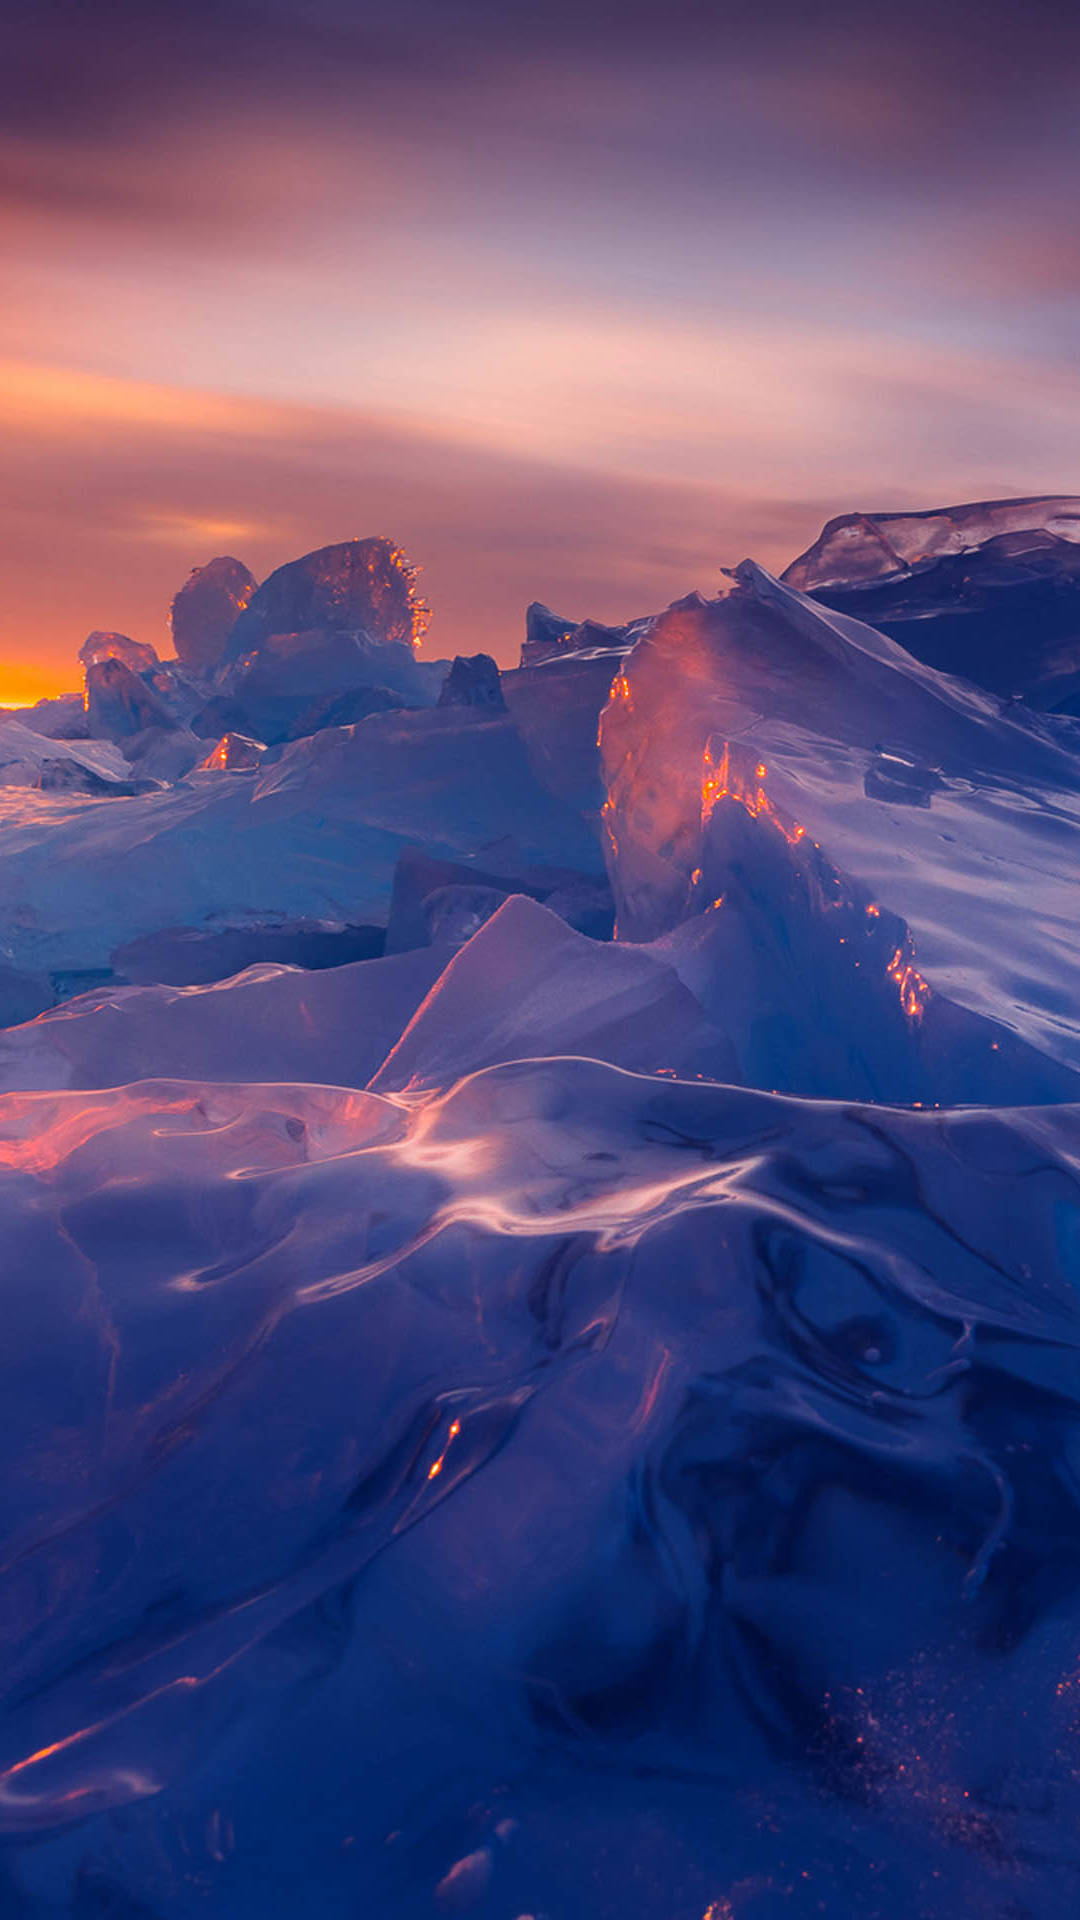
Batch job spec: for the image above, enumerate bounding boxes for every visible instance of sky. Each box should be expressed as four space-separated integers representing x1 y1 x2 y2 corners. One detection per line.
1 0 1079 700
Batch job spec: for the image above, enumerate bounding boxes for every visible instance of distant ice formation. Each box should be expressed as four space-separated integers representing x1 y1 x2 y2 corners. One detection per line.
2 503 1080 1917
170 556 257 674
78 631 162 675
783 494 1080 701
225 536 430 660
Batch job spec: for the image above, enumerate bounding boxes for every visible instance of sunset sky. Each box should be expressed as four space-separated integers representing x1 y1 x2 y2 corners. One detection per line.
2 0 1078 700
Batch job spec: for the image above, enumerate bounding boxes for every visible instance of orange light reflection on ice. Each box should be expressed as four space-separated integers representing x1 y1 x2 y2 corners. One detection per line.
701 746 929 1023
701 742 806 846
0 1089 202 1176
427 1418 461 1480
886 945 930 1022
631 1346 673 1434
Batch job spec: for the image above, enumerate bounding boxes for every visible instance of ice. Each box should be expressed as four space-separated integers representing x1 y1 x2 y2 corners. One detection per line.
372 894 736 1089
0 946 447 1092
0 715 133 792
7 519 1080 1917
649 795 1080 1105
522 597 579 662
194 628 438 746
230 630 422 705
1 1060 1080 1915
437 651 506 710
120 725 203 785
601 562 1080 1072
84 657 179 742
503 646 632 814
0 705 604 987
170 556 257 675
783 495 1080 700
385 847 613 952
78 630 162 675
783 494 1080 592
520 601 646 668
110 920 387 987
0 963 51 1029
197 731 267 772
224 536 430 662
411 881 519 948
5 692 90 741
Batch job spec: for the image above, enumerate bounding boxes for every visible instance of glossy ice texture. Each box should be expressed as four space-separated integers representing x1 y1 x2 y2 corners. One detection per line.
2 505 1080 1917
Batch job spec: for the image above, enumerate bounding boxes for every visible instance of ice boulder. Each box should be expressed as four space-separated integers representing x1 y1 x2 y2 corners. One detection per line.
646 780 1080 1106
228 627 424 702
279 682 405 738
198 731 267 771
783 495 1080 701
412 881 515 948
78 630 161 674
84 657 178 741
437 652 506 711
33 757 135 795
170 555 257 674
225 537 429 661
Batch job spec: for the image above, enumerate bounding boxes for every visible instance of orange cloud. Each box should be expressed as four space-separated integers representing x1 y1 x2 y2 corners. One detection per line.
1 323 1077 708
0 359 285 438
0 358 840 703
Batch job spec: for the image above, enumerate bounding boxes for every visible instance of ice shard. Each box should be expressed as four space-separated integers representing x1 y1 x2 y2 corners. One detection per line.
437 651 506 710
84 657 179 742
783 495 1080 701
600 563 1080 1072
